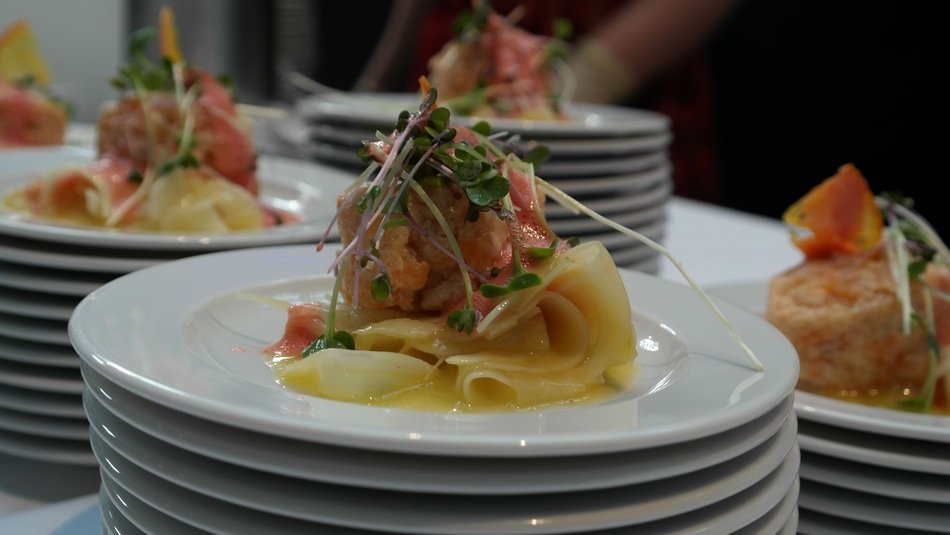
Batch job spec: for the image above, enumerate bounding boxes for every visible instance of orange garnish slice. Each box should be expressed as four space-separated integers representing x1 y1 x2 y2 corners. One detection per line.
159 6 183 64
783 163 883 259
0 19 52 86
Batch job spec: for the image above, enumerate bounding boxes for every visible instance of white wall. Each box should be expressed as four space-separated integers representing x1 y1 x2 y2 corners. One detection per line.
0 0 127 122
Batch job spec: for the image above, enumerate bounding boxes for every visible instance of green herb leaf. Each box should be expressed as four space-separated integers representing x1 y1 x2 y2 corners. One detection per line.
370 272 392 301
447 309 477 333
472 120 492 136
524 145 551 166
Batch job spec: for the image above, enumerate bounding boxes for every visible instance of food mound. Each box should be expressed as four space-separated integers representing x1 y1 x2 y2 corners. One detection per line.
264 88 637 412
766 164 950 414
0 19 68 148
426 0 570 121
2 8 278 234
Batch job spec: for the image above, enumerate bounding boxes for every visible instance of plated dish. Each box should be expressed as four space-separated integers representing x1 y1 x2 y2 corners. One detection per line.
297 92 669 137
708 280 950 442
0 146 354 250
70 243 797 456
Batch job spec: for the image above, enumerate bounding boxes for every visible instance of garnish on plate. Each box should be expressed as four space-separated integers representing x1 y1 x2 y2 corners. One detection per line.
2 6 293 233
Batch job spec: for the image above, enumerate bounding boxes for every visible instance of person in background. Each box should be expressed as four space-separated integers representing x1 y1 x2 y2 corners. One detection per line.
352 0 739 205
706 1 947 237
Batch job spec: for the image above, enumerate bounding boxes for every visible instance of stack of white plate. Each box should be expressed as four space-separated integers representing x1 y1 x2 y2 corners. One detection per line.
706 281 950 534
793 393 950 534
293 93 673 273
71 244 800 534
0 146 354 498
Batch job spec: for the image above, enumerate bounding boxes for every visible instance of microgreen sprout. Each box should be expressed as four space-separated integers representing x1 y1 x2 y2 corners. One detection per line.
302 258 356 357
876 193 950 413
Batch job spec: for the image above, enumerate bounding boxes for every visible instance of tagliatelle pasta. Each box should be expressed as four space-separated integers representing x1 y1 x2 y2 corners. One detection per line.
272 241 636 411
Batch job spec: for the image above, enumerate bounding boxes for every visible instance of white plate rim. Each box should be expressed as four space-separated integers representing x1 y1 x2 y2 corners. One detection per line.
0 147 353 250
296 92 671 137
70 244 798 457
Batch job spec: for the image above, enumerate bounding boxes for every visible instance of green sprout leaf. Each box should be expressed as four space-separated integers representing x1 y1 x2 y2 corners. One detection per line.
447 309 477 333
302 330 356 357
471 120 492 136
370 272 392 302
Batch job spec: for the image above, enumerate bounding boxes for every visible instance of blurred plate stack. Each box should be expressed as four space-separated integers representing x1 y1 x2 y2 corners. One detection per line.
793 392 950 534
0 146 354 499
72 245 800 534
706 281 950 534
292 92 673 273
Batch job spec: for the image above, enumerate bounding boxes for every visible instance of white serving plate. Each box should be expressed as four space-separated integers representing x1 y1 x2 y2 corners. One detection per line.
83 366 792 495
798 479 950 533
0 286 79 321
297 93 670 137
90 423 798 534
707 280 950 442
0 406 88 440
0 428 94 465
0 335 79 369
0 146 354 250
536 131 673 157
549 205 666 235
544 177 672 219
70 244 799 457
797 418 950 475
550 164 669 196
0 359 82 393
0 383 83 418
0 311 68 345
0 260 110 296
537 151 667 178
799 449 950 504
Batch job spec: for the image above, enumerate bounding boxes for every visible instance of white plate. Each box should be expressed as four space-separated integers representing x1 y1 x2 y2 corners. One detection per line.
82 366 793 495
574 221 666 251
0 147 354 250
0 428 95 465
550 164 669 196
0 260 111 296
0 312 68 345
100 484 150 535
548 205 666 235
799 449 950 504
544 177 672 219
0 383 83 418
0 406 87 440
70 244 798 457
89 418 797 534
297 93 670 137
798 479 950 533
733 479 799 535
797 418 950 475
0 287 79 321
0 234 178 273
537 152 667 178
706 280 950 442
536 131 673 157
0 359 83 393
0 335 79 368
797 508 936 535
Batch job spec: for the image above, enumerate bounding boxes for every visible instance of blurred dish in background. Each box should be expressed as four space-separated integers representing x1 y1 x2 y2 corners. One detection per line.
0 19 70 148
